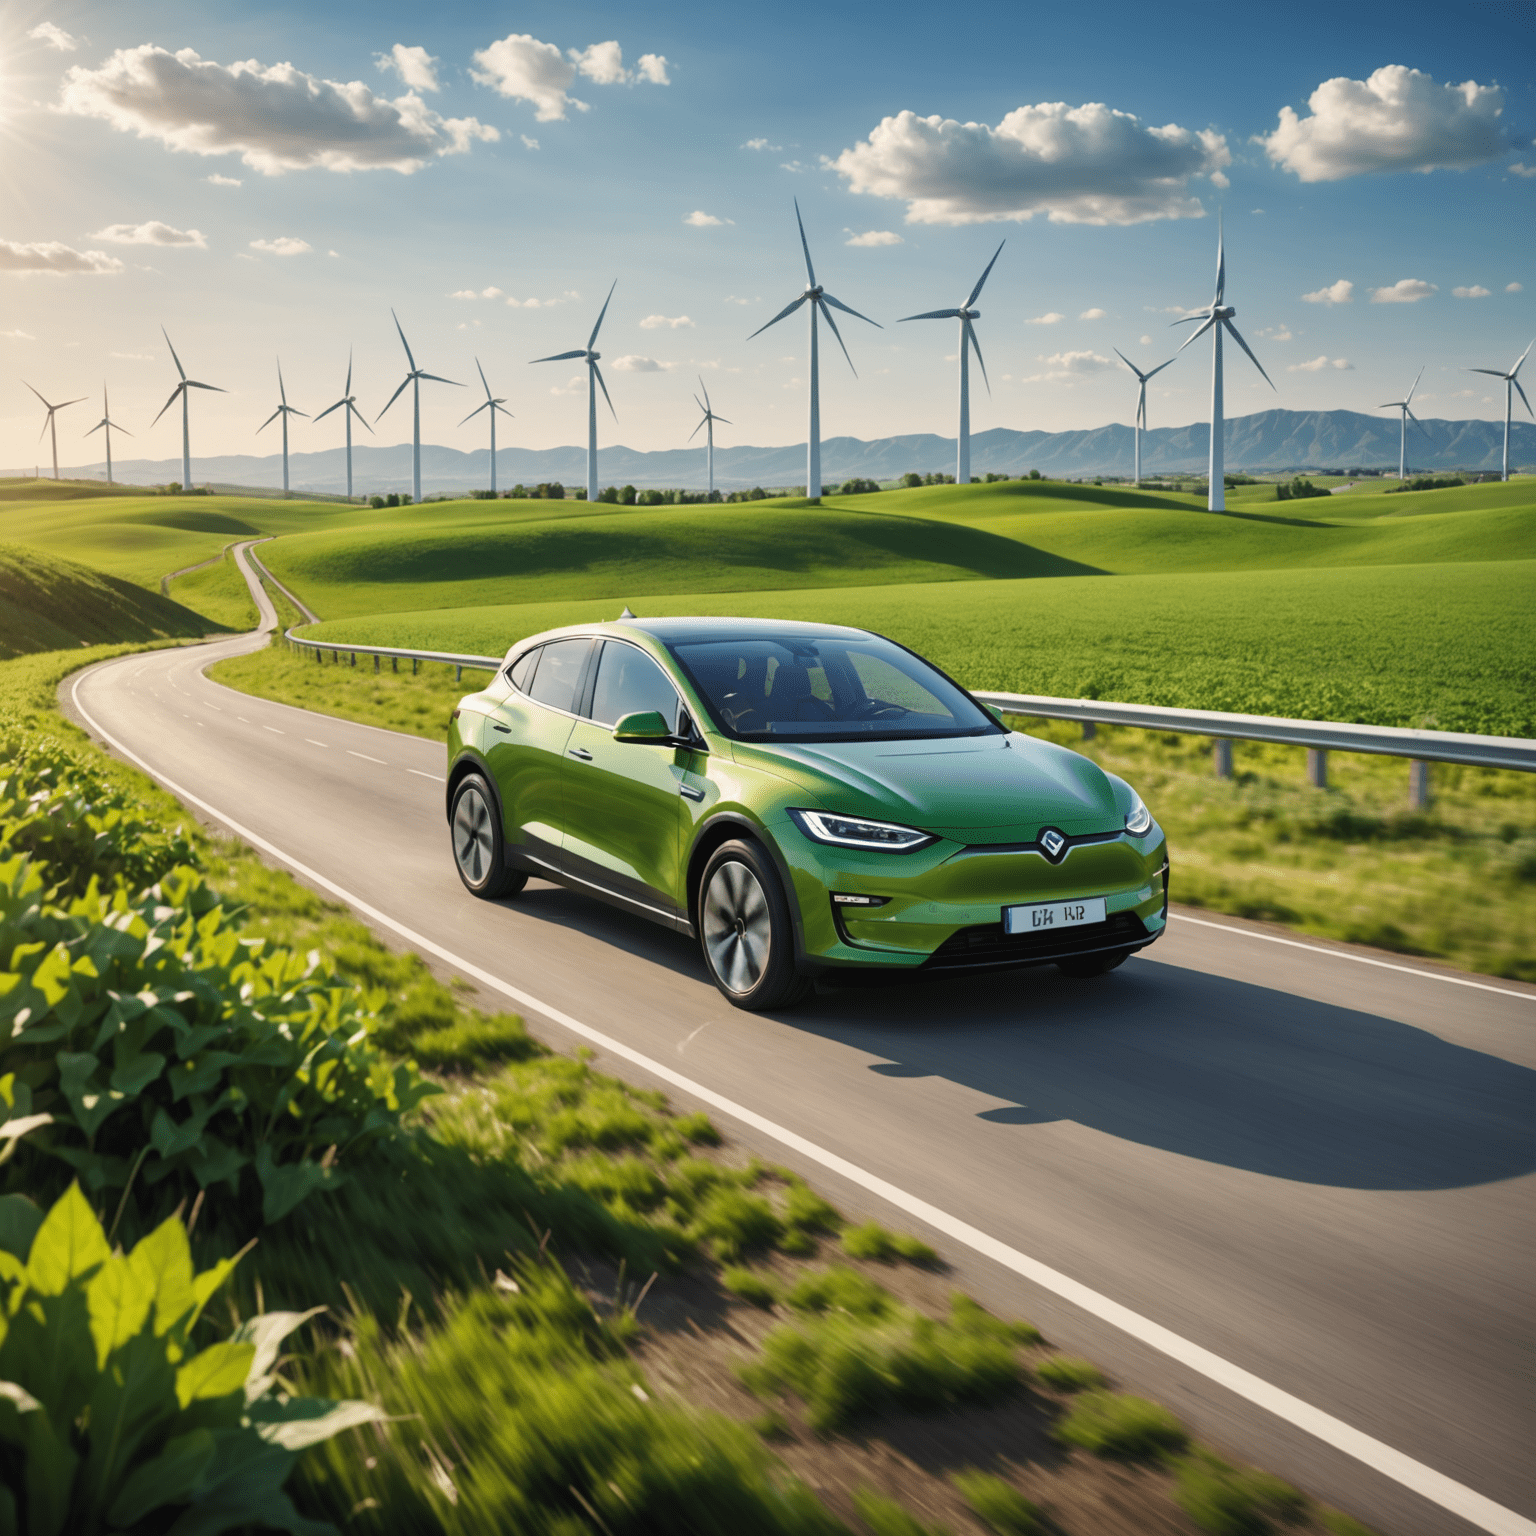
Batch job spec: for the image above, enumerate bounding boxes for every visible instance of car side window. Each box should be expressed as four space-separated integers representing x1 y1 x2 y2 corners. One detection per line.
506 648 538 694
590 642 680 730
526 637 591 714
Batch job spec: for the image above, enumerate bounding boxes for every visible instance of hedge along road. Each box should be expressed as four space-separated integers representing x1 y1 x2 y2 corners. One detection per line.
65 543 1535 1536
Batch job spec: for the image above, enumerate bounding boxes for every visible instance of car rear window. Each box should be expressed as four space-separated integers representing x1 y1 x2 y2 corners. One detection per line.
526 637 592 714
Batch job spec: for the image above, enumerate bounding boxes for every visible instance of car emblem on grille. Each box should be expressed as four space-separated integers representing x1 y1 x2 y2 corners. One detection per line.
1038 828 1067 861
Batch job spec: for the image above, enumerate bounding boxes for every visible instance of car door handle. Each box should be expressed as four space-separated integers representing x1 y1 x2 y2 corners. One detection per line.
568 747 593 761
679 784 704 802
492 724 511 734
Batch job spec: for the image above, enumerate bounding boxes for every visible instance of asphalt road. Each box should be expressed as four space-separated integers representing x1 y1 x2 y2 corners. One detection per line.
65 546 1535 1536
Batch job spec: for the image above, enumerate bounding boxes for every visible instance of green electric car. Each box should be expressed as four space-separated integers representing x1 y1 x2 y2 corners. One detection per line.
446 618 1168 1010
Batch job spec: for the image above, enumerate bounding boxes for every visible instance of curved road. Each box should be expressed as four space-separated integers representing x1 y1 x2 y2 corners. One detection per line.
66 544 1534 1536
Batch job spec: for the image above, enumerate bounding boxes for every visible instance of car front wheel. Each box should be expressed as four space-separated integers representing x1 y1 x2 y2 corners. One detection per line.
450 774 527 900
698 840 809 1011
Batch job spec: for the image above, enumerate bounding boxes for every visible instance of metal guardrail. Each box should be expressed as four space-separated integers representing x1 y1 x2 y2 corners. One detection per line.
281 630 1534 806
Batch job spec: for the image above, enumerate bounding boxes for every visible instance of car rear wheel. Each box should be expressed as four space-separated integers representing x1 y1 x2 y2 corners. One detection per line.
1056 950 1129 979
699 840 809 1011
451 774 527 900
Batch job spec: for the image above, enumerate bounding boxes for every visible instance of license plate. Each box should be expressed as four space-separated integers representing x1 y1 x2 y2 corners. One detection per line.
1004 897 1107 934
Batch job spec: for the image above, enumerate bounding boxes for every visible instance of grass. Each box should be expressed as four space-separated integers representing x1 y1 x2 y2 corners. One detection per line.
1035 1356 1106 1392
165 543 260 631
1173 1451 1307 1536
841 1220 941 1267
950 1470 1045 1534
1055 1391 1190 1459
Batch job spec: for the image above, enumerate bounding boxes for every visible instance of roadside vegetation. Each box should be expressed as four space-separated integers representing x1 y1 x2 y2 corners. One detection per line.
0 639 1383 1536
165 542 261 631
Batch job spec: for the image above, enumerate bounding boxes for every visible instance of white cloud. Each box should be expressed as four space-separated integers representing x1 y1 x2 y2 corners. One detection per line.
1508 282 1524 293
832 103 1230 225
1369 278 1437 304
779 159 807 173
1288 355 1354 371
612 355 661 372
473 34 585 119
451 285 504 300
0 239 123 276
1258 324 1294 341
1509 163 1536 178
741 138 782 151
724 295 755 305
640 314 695 329
1251 208 1265 215
1079 307 1107 320
328 250 340 258
521 135 539 150
61 45 497 175
570 41 628 85
1259 66 1508 181
30 22 79 52
2 329 35 340
250 236 311 255
1025 349 1114 380
377 45 439 93
1027 311 1064 325
91 220 206 247
206 173 241 186
1301 279 1353 305
637 54 670 85
845 229 903 247
684 210 732 227
1139 334 1152 345
1452 284 1491 298
506 290 579 308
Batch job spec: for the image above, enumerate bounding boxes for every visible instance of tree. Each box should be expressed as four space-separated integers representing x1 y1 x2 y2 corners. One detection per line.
619 484 637 505
901 472 923 488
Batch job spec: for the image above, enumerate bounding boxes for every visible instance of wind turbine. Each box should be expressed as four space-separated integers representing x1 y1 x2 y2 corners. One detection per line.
688 377 731 499
378 310 460 504
749 201 880 502
312 351 373 501
1464 339 1533 482
83 383 131 485
1113 349 1177 487
256 361 307 496
531 281 617 504
460 359 514 495
899 240 1004 484
152 329 225 491
1170 218 1274 511
1378 367 1426 482
23 383 86 480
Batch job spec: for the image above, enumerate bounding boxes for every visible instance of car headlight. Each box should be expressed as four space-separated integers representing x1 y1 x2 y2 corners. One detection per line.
1124 790 1154 837
789 808 936 853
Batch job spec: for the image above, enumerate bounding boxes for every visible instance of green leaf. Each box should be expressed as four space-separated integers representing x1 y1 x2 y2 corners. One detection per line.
106 1428 216 1527
231 1309 325 1403
15 1394 76 1536
57 1052 126 1139
25 1182 108 1296
86 1251 153 1369
0 1195 42 1262
249 1396 385 1451
255 1145 338 1225
109 1049 166 1097
27 943 74 1008
128 1213 195 1338
175 1340 254 1409
163 1476 334 1536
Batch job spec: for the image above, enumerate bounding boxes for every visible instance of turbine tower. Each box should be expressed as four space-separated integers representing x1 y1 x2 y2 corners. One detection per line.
688 377 731 499
1464 339 1533 482
23 383 86 480
256 360 307 496
1171 219 1274 511
152 329 225 491
378 310 460 504
749 201 880 502
531 281 618 504
460 359 514 495
1112 349 1177 487
899 240 1005 484
312 351 373 501
83 383 131 485
1378 367 1425 482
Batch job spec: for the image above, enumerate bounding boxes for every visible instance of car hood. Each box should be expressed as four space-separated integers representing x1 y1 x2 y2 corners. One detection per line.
733 732 1122 837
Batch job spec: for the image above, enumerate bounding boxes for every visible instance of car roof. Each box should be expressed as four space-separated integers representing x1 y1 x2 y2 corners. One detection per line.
619 616 872 643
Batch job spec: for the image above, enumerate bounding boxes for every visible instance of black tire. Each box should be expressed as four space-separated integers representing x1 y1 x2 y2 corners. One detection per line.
1055 950 1129 979
450 774 527 900
698 839 810 1011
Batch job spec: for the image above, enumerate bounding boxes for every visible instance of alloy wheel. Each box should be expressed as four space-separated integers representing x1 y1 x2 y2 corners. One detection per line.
702 859 771 994
453 783 494 885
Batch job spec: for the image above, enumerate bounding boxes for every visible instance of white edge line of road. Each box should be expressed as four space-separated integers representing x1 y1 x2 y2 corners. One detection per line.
69 659 1534 1536
1173 915 1534 1001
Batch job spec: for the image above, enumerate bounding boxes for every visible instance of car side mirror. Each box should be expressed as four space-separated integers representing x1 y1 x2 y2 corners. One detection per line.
613 710 672 743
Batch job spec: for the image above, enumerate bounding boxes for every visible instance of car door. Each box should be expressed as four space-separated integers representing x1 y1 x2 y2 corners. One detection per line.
485 636 594 878
560 639 691 921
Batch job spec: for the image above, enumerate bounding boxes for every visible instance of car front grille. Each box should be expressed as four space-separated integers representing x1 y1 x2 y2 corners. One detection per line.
924 910 1151 970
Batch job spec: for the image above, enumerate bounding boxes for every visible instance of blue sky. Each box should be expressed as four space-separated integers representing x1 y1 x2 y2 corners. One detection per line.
3 0 1532 470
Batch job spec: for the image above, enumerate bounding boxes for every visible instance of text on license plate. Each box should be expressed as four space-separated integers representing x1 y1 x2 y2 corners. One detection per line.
1003 897 1107 934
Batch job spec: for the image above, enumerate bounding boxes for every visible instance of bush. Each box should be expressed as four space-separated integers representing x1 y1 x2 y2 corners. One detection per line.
1386 476 1464 494
841 1219 939 1268
1275 477 1330 501
1036 1355 1105 1392
1056 1390 1188 1460
951 1468 1043 1533
724 1268 779 1308
0 1183 375 1536
837 478 881 495
1173 1450 1306 1535
852 1487 951 1536
901 472 923 488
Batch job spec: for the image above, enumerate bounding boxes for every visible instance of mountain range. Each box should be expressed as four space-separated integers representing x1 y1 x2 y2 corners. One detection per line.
32 409 1535 495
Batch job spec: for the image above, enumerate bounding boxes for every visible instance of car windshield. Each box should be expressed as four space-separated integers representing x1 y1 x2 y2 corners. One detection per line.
666 634 999 742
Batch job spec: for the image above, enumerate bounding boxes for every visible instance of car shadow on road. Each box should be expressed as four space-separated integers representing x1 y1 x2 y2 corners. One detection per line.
779 957 1536 1192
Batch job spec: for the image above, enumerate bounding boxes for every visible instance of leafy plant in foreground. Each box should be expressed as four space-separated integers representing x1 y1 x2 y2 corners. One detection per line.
0 1183 379 1535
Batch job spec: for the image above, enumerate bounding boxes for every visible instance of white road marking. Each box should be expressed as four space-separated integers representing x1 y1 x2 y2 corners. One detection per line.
407 769 444 782
347 750 386 764
237 716 249 723
1176 914 1534 1002
207 704 221 712
305 739 329 748
678 1022 712 1054
68 663 1536 1536
263 726 284 735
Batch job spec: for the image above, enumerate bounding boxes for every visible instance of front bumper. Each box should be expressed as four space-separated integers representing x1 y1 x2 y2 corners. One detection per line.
777 819 1169 975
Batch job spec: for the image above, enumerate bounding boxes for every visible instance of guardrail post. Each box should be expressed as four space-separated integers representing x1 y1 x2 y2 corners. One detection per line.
412 658 419 676
1409 759 1431 809
314 647 320 665
1306 748 1328 789
1081 721 1096 741
350 652 355 668
391 656 398 673
455 665 463 682
1213 739 1233 779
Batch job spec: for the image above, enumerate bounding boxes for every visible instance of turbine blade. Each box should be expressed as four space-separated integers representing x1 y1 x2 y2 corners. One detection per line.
277 361 288 406
313 399 347 422
1511 337 1535 378
1214 212 1225 305
257 408 281 433
286 407 309 419
84 421 105 437
818 298 857 377
1223 319 1275 390
747 293 808 339
492 402 515 419
531 349 589 363
459 401 491 426
965 319 991 396
700 376 712 412
1405 365 1424 406
1515 378 1534 419
593 361 617 421
37 419 49 443
22 381 50 407
794 198 816 288
162 327 186 380
150 383 185 426
1404 407 1427 434
57 397 87 409
963 239 1006 309
1463 368 1506 378
476 356 492 400
345 349 353 395
899 309 962 323
377 375 412 420
1170 310 1211 327
392 309 417 371
688 417 706 442
418 373 463 387
713 414 732 425
111 421 133 436
1174 315 1218 355
1144 357 1177 380
1112 347 1146 381
588 279 618 350
820 291 881 327
1377 402 1405 410
348 401 374 433
185 381 226 393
